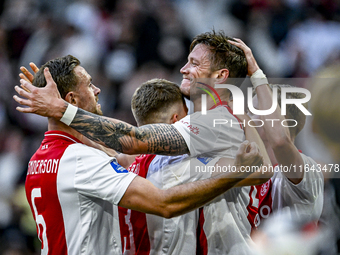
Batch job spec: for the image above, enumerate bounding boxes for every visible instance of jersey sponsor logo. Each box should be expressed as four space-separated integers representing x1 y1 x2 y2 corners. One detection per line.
259 205 271 218
254 213 260 228
189 125 200 135
197 157 213 165
179 120 200 135
110 160 129 173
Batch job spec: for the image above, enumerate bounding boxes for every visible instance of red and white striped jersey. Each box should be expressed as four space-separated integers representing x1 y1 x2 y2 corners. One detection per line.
248 153 324 228
173 104 323 254
25 131 136 255
119 154 216 255
118 154 156 255
121 104 323 255
198 153 324 255
119 104 246 254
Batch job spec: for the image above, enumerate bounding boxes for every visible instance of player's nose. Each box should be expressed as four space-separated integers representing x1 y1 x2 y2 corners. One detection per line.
92 84 101 95
180 62 189 74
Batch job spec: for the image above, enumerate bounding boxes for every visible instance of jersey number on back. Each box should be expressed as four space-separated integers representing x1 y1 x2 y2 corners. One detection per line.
31 188 49 255
122 209 136 254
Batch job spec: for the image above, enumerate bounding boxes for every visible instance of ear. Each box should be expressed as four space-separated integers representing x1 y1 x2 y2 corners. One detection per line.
215 68 229 84
64 91 77 106
170 114 179 124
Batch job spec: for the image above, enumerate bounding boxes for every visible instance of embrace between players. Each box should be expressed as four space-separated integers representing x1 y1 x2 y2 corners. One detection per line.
14 31 324 255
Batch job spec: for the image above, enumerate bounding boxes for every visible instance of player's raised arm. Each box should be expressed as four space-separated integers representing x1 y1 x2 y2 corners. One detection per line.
229 38 304 184
69 110 188 155
256 85 304 183
234 114 273 186
14 68 189 155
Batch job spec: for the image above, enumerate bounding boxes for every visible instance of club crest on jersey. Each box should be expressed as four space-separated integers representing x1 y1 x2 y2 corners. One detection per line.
110 160 128 173
260 180 270 197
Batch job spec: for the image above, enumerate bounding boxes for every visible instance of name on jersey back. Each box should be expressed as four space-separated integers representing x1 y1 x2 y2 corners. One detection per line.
27 159 59 175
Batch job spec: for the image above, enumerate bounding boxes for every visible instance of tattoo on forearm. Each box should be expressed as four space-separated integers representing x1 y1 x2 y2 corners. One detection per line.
70 108 189 155
140 124 189 155
62 101 69 116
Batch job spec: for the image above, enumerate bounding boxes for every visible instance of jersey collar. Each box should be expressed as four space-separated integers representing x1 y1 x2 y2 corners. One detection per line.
44 130 83 144
209 101 229 110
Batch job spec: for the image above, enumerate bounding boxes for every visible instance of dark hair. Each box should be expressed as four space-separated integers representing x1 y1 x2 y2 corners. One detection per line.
190 30 248 83
131 78 185 126
33 55 80 99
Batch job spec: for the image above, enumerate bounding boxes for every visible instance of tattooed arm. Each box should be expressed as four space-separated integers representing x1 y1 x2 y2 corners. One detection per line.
71 108 188 155
14 68 188 155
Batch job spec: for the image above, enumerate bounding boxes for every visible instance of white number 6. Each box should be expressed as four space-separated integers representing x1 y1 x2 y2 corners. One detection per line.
31 188 49 255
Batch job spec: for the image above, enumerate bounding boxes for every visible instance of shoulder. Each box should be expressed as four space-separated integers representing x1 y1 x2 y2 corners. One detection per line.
61 143 115 172
67 143 112 158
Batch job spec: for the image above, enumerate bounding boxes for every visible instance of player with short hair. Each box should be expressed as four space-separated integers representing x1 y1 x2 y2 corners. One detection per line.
119 77 272 254
14 30 248 158
16 31 271 255
118 78 191 254
24 55 263 255
131 78 188 126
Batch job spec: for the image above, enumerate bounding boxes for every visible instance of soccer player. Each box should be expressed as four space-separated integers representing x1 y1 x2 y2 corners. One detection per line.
24 55 263 255
118 78 271 255
118 78 193 254
16 31 273 254
229 38 324 226
14 30 247 159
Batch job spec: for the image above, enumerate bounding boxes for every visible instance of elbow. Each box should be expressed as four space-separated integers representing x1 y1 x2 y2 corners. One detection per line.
155 204 175 219
155 191 178 219
160 210 174 219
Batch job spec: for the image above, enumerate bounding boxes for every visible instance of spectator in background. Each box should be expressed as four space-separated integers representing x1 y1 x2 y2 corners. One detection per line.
310 64 340 254
1 0 340 253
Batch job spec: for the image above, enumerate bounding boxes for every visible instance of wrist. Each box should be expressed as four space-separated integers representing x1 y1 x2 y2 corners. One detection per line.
60 102 78 125
250 69 268 89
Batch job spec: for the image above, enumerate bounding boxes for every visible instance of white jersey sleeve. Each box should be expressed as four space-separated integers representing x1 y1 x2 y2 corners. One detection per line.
271 153 324 222
67 144 137 205
172 106 245 158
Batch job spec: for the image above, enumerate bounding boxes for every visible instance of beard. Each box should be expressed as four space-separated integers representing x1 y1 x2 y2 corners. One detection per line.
90 102 103 116
93 107 103 116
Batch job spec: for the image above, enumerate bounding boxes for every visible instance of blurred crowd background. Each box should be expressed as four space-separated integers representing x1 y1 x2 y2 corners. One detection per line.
0 0 340 254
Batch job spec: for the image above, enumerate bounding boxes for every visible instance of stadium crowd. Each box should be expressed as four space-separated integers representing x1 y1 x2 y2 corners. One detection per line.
0 0 340 254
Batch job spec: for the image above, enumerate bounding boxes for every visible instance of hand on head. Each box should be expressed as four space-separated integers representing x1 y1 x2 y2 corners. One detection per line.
13 67 63 117
228 38 260 76
19 62 39 84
